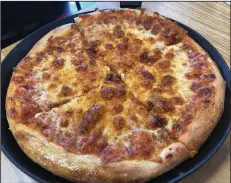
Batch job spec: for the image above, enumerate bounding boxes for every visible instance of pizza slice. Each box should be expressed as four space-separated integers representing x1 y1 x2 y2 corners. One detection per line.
9 82 194 182
6 23 109 124
121 36 225 151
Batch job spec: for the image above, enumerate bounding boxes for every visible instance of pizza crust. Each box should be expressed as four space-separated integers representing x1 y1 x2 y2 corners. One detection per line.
9 122 191 183
177 36 226 151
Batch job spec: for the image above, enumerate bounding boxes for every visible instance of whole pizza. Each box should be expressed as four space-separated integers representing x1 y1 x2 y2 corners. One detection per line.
6 9 225 183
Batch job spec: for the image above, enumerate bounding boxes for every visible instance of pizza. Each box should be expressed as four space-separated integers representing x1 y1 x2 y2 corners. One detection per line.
6 8 225 183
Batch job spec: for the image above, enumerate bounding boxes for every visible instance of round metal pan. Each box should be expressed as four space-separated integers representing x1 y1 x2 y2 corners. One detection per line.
1 10 230 183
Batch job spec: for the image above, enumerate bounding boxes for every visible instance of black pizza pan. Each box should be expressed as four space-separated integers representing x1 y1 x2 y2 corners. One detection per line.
1 9 230 183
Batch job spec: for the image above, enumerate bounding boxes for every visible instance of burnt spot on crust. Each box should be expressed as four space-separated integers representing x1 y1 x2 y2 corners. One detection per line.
113 116 125 130
52 57 64 68
147 96 175 113
198 87 214 98
200 73 216 83
152 156 163 163
162 75 176 86
79 104 105 133
105 73 121 83
165 153 173 159
61 86 73 96
113 104 123 113
150 115 167 128
203 99 211 108
113 25 124 38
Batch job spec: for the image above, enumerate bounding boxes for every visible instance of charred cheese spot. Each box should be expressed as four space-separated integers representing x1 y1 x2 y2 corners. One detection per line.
113 116 125 130
140 50 162 66
72 58 83 66
150 115 167 128
60 119 69 128
52 57 64 68
79 104 105 133
117 42 128 51
113 104 123 113
114 25 124 38
190 82 201 92
105 73 121 83
162 75 176 86
171 97 184 105
87 47 97 59
65 109 74 116
140 70 154 80
76 63 88 71
42 72 50 80
105 43 113 50
101 87 115 100
142 17 153 30
165 52 174 59
157 60 171 70
147 96 175 113
91 40 101 47
140 52 149 64
160 25 186 46
61 86 73 96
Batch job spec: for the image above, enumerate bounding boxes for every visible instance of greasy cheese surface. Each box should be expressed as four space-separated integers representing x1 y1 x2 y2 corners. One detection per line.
7 9 217 163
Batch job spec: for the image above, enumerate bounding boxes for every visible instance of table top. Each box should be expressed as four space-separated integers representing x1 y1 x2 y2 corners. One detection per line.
1 2 230 183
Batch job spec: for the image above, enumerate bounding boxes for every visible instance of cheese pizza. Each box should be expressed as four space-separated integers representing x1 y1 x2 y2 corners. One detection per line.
6 8 225 183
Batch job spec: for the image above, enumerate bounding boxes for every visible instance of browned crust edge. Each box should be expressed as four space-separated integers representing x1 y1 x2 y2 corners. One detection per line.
9 124 191 183
177 36 226 151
